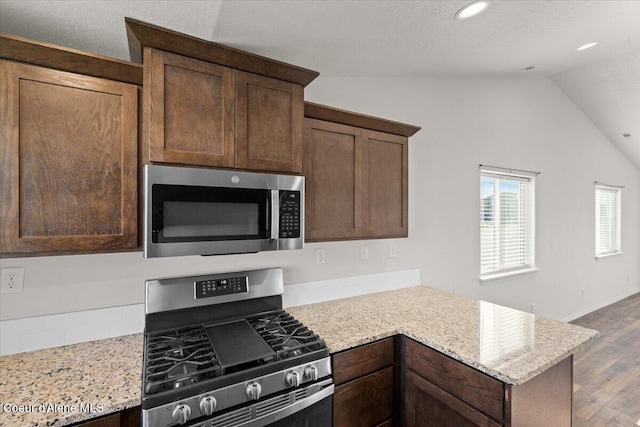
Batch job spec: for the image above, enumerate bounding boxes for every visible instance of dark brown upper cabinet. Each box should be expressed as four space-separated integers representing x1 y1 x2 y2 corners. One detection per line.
0 34 141 257
126 18 317 174
144 48 235 168
303 102 420 242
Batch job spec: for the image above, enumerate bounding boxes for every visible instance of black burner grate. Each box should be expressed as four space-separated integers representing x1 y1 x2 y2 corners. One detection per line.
144 326 221 395
246 310 326 360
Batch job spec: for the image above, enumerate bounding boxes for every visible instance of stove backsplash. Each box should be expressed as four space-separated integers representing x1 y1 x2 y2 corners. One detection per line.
0 268 420 356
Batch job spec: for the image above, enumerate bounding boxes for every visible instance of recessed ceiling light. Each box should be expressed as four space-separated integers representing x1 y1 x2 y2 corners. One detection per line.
576 41 599 51
521 66 536 71
455 1 489 20
621 133 633 139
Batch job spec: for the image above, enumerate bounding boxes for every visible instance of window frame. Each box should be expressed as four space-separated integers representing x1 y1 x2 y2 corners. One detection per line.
479 166 537 283
595 183 622 258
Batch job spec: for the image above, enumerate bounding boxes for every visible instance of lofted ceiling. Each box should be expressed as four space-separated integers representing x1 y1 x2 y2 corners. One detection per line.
1 0 639 169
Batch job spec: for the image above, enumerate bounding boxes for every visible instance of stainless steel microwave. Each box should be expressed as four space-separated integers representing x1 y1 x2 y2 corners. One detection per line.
143 165 304 258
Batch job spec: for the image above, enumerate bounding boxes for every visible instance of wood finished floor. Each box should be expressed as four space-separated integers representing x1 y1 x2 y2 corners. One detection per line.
571 292 640 427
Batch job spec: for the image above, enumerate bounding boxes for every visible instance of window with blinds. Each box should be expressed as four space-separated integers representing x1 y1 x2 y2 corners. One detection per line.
595 184 621 257
480 168 535 278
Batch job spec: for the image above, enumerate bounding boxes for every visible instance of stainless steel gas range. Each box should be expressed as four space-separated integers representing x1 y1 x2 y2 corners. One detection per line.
142 268 333 427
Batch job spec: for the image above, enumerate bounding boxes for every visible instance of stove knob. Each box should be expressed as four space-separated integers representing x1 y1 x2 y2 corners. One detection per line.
286 370 301 387
304 365 319 381
172 403 191 425
246 381 262 400
199 395 217 416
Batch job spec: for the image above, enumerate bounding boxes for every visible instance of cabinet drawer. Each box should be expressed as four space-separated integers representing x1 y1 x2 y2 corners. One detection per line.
405 338 503 421
333 337 394 385
334 367 394 427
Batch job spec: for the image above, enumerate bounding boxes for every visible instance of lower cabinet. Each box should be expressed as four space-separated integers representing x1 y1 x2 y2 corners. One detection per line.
73 414 120 427
72 406 140 427
405 370 501 427
404 338 504 426
333 336 573 427
332 337 396 427
404 337 573 427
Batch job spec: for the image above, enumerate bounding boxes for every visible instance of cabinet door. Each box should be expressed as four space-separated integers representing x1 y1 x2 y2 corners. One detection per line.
361 129 408 238
334 367 394 427
72 414 120 427
236 71 303 173
144 48 235 167
405 371 501 427
303 118 362 241
0 61 138 255
120 406 141 427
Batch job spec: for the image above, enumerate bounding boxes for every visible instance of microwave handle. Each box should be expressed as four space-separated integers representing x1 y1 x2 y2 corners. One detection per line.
270 190 279 240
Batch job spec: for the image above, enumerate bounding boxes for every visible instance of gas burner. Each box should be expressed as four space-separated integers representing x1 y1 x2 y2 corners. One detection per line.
144 326 221 395
280 338 303 358
247 310 326 360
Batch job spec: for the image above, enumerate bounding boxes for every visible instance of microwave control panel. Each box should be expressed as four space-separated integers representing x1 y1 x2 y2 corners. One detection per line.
195 276 248 299
279 191 301 238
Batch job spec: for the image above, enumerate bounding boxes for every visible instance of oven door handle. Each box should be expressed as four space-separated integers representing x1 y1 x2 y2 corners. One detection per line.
270 190 279 240
238 382 334 427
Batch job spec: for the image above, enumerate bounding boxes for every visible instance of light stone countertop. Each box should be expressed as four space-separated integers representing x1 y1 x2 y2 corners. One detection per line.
0 333 143 427
287 286 599 385
0 285 599 426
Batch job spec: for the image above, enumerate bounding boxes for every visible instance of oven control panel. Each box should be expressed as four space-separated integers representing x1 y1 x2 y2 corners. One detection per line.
195 276 248 299
279 190 300 239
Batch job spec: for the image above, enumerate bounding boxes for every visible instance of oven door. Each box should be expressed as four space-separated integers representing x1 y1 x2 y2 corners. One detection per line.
188 380 333 427
266 395 332 427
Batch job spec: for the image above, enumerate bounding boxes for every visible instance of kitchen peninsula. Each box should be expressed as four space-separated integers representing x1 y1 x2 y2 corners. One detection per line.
0 286 597 427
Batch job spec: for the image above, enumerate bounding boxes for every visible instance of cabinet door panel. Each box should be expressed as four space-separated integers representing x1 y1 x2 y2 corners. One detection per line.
405 339 503 421
334 367 394 427
303 118 362 241
405 371 501 427
145 48 235 167
0 61 138 254
362 129 408 238
236 71 303 173
73 414 120 427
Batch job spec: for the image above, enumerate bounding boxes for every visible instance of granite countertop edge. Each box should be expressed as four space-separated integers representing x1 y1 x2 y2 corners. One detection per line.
399 329 599 385
324 327 599 386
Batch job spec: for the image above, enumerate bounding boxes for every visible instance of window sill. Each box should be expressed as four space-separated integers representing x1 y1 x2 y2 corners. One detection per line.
479 267 540 284
595 251 623 259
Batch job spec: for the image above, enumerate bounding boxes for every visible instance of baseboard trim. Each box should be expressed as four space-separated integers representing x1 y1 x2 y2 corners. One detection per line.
562 288 640 322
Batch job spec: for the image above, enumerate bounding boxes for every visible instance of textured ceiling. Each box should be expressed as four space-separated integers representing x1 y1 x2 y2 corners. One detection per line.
0 0 639 168
553 50 640 170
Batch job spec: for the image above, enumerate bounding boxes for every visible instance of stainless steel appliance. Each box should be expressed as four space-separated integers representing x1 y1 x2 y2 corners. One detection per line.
141 268 332 427
144 165 304 258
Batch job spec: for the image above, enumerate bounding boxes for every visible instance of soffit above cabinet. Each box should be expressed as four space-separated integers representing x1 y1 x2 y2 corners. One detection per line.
125 17 319 87
304 101 421 137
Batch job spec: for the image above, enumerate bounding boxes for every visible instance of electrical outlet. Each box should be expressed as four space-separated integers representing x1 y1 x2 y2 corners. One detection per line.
389 243 398 258
315 249 326 265
582 288 585 298
1 267 25 294
360 246 369 261
530 303 536 314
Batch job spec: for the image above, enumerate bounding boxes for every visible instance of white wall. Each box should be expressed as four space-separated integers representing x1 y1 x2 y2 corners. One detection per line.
303 75 640 320
2 75 639 322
